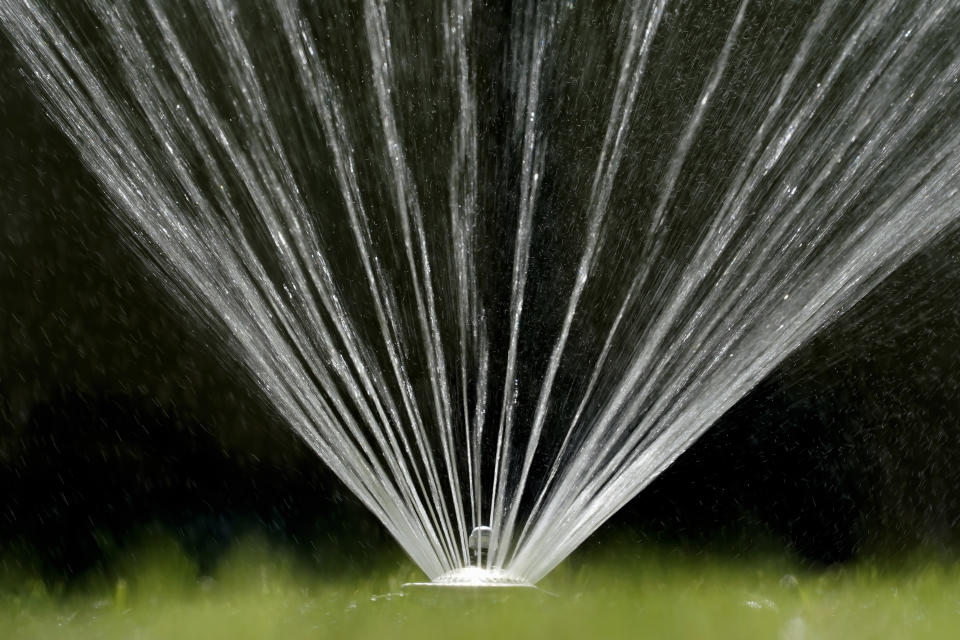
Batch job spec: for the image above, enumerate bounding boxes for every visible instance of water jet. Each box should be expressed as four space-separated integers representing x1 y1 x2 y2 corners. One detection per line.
3 0 960 587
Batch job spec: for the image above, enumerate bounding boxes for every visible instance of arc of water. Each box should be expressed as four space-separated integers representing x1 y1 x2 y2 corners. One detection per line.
2 0 459 574
533 123 960 580
512 0 894 576
513 0 885 571
273 3 463 573
441 0 489 564
364 0 471 566
147 0 455 573
512 0 847 562
486 0 560 568
512 0 960 581
500 0 711 569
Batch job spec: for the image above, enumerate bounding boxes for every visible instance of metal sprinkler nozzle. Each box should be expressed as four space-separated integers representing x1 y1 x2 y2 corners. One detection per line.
468 525 492 560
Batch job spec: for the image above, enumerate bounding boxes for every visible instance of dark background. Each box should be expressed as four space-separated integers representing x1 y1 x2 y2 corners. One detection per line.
2 24 960 583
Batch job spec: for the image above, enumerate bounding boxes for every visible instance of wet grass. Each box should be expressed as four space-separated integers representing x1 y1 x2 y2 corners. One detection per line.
2 535 960 639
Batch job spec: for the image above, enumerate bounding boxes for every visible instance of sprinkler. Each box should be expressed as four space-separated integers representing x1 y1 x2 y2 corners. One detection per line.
402 526 537 592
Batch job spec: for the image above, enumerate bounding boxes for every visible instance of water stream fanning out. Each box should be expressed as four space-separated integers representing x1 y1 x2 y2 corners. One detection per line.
4 0 960 584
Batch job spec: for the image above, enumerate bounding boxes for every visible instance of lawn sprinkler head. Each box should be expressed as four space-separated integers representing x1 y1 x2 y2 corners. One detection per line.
401 526 537 593
401 566 537 594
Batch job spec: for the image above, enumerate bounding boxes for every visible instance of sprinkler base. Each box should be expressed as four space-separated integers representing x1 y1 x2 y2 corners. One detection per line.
402 567 536 591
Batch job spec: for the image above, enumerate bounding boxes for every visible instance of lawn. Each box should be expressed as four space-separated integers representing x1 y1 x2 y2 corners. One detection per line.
2 535 959 639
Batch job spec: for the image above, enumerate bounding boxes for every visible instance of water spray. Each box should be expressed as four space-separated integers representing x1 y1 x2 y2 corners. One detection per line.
5 0 960 589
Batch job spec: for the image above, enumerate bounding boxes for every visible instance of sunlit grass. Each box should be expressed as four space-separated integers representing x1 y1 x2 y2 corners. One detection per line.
2 535 960 639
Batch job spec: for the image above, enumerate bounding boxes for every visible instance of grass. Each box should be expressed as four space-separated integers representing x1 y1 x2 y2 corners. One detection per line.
2 535 960 639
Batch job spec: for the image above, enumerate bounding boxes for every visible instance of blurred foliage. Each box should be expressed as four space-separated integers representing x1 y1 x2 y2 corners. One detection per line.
4 536 960 639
